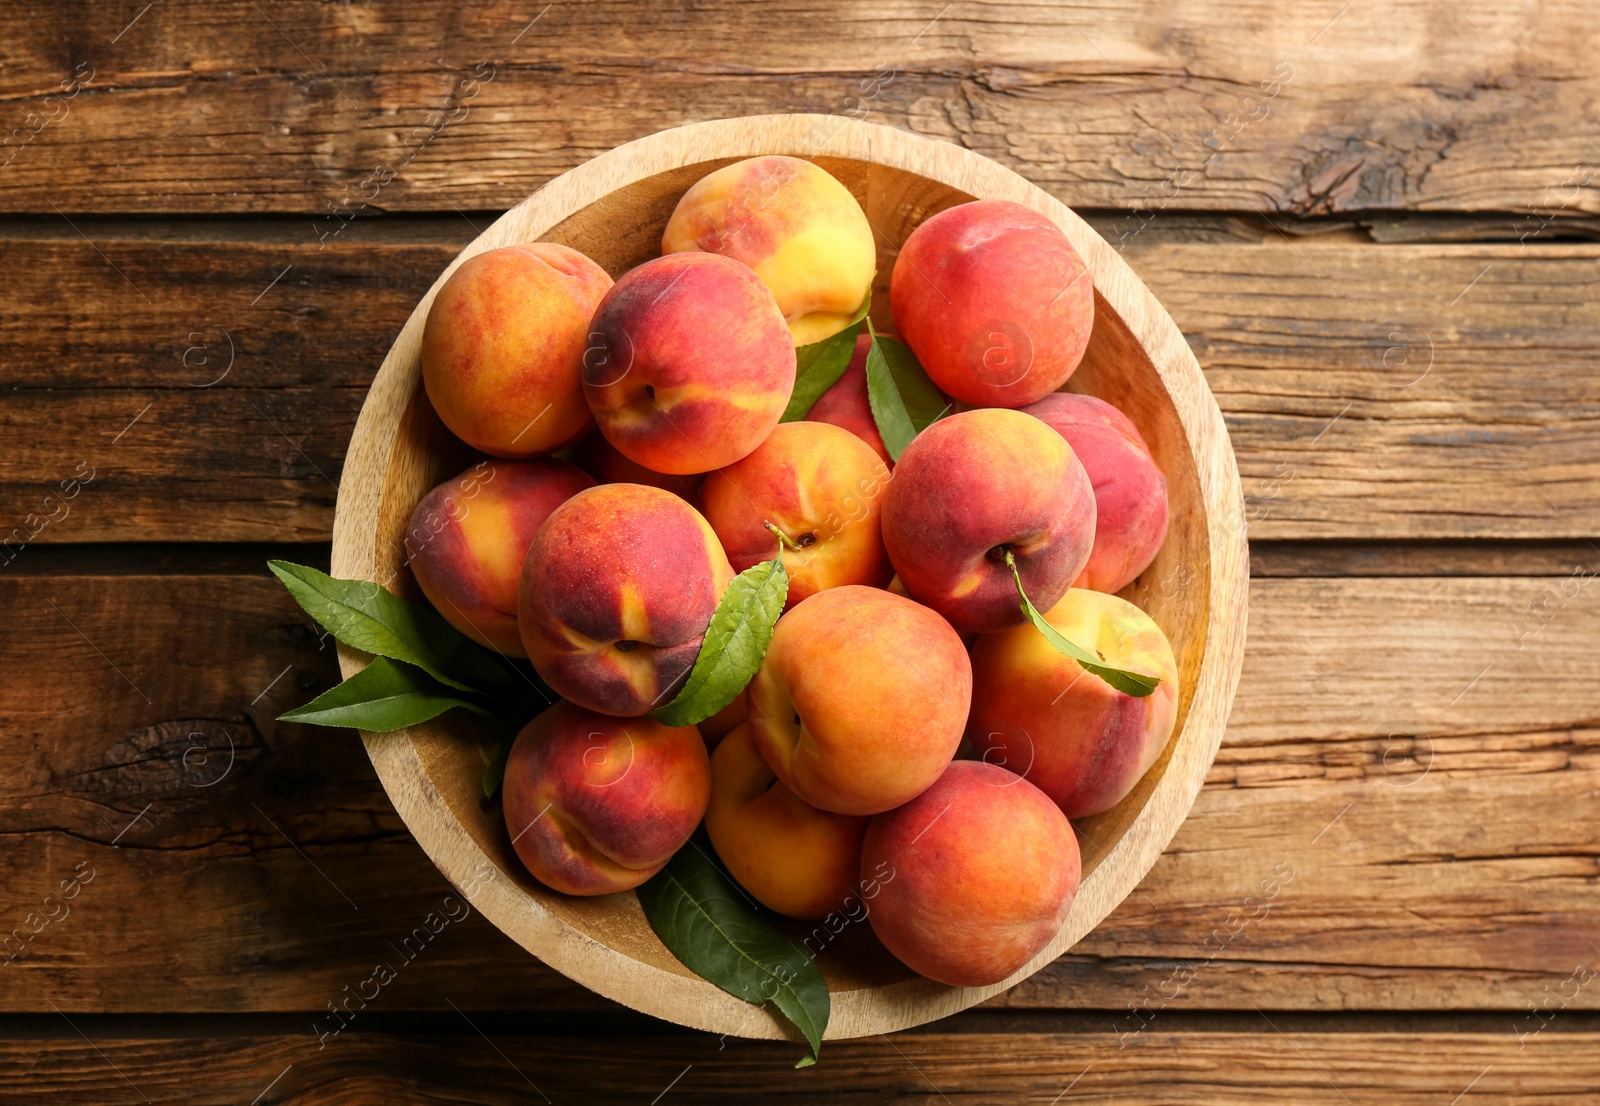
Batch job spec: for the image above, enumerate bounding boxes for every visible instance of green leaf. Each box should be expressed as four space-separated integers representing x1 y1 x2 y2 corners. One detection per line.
651 557 788 727
637 845 828 1065
483 735 515 799
863 321 949 461
1003 551 1162 697
268 561 518 694
279 656 493 731
780 291 872 422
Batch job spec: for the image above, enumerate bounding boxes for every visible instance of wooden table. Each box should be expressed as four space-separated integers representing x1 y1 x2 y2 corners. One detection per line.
4 2 1597 1101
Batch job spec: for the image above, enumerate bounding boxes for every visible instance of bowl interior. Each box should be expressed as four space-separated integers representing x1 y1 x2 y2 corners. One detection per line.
365 155 1210 999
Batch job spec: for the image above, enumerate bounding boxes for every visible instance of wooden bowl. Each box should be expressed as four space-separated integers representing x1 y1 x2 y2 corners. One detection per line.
330 115 1249 1040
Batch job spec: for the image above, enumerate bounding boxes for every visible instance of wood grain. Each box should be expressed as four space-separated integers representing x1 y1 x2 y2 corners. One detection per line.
2 2 1599 219
5 1026 1597 1104
3 572 1595 1015
0 237 438 544
1249 539 1600 578
0 572 591 1013
4 235 1597 543
1 0 1591 1092
1136 241 1600 540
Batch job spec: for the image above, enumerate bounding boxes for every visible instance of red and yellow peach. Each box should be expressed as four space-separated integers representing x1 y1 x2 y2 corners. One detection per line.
502 702 709 896
861 759 1081 987
890 199 1093 408
422 243 613 457
968 588 1178 819
1021 393 1169 594
405 459 595 656
880 407 1096 634
663 155 875 346
705 723 868 918
518 483 734 716
700 421 893 609
582 252 794 475
748 585 971 816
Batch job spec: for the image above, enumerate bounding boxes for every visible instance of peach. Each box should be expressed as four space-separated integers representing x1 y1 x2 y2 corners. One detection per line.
422 243 613 457
862 760 1080 987
572 429 704 503
406 459 595 656
748 585 971 816
701 421 893 609
519 483 734 716
502 701 709 896
662 155 875 346
705 723 868 918
880 407 1095 634
1021 393 1169 594
805 333 892 465
582 253 794 475
968 589 1178 819
890 199 1093 408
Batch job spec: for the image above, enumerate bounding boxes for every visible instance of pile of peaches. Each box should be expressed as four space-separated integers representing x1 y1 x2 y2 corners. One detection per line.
406 156 1176 989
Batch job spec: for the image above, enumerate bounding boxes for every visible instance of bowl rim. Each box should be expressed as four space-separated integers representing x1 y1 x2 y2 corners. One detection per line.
329 113 1249 1041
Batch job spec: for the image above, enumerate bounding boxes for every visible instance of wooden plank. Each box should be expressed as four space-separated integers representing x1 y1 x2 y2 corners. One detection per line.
1017 573 1600 1012
3 236 1598 542
1128 240 1600 540
0 238 438 545
1249 540 1600 578
1 572 1597 1014
4 1027 1597 1104
3 2 1600 218
0 571 598 1013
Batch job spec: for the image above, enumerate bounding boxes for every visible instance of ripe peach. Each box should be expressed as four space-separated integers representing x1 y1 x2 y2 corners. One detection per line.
880 407 1095 634
422 243 613 457
890 199 1093 408
705 723 868 918
701 421 892 609
662 155 875 346
406 459 595 656
862 760 1080 987
805 333 891 465
582 253 794 475
502 702 709 896
572 429 704 503
968 589 1178 819
1021 393 1169 594
748 585 971 816
519 483 734 716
